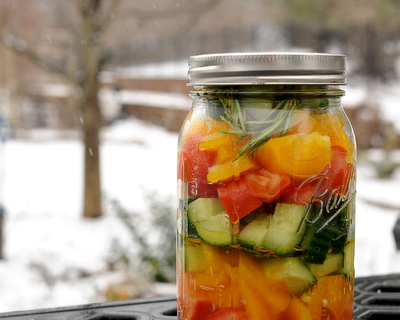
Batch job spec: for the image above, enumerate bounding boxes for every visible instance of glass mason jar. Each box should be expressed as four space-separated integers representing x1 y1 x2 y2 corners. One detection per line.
177 53 356 320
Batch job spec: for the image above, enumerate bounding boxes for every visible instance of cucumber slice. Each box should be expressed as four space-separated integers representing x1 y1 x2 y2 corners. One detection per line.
331 233 347 252
237 214 271 250
184 242 208 272
339 240 355 279
188 198 232 246
263 257 317 296
262 203 307 255
302 201 351 264
301 224 332 264
307 252 344 277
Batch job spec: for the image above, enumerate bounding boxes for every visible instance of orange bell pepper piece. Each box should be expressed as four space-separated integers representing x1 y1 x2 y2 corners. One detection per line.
306 275 354 320
282 297 312 320
238 253 291 319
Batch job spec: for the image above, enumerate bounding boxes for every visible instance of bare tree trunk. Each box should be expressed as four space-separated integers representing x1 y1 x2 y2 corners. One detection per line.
3 45 18 131
81 64 102 218
64 39 80 130
81 0 103 218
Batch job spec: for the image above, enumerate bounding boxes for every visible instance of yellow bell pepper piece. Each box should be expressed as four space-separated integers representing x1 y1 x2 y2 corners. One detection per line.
255 131 332 180
312 112 355 163
199 131 232 152
207 155 255 183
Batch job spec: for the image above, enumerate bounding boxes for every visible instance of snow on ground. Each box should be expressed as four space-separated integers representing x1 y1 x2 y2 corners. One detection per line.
114 60 188 79
356 155 400 276
0 118 178 313
0 116 400 314
99 89 191 122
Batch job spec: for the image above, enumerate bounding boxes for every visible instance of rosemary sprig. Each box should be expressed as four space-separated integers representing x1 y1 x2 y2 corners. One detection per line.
220 97 249 140
219 96 301 160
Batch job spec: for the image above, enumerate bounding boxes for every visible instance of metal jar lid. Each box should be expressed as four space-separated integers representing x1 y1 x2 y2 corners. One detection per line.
188 52 346 85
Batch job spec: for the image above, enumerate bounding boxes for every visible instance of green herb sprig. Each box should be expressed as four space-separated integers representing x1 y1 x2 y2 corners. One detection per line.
220 97 301 160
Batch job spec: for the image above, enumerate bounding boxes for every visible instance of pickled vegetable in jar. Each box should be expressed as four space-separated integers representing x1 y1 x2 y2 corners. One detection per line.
177 53 356 320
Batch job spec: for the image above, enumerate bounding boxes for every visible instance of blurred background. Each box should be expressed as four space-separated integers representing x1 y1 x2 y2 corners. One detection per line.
1 0 400 313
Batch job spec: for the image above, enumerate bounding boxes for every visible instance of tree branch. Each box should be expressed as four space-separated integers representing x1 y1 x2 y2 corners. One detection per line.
0 34 68 78
122 0 220 23
181 0 223 35
99 0 124 32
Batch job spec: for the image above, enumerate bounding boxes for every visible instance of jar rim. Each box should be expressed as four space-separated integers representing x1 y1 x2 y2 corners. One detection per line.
188 52 347 86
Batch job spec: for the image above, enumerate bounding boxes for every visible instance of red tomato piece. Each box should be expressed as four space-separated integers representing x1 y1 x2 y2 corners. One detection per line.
205 307 248 320
328 145 354 195
180 132 218 198
217 177 263 223
284 185 316 206
283 145 354 205
244 169 292 203
186 300 214 320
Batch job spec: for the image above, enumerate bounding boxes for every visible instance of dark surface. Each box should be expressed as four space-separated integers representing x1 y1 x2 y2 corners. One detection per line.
353 274 400 319
0 295 177 320
2 274 400 319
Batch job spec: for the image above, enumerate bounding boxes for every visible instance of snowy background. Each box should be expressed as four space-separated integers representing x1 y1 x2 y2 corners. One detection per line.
0 83 400 314
0 118 179 313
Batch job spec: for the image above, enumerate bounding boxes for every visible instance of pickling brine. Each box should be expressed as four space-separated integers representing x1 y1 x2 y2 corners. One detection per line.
177 53 356 320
